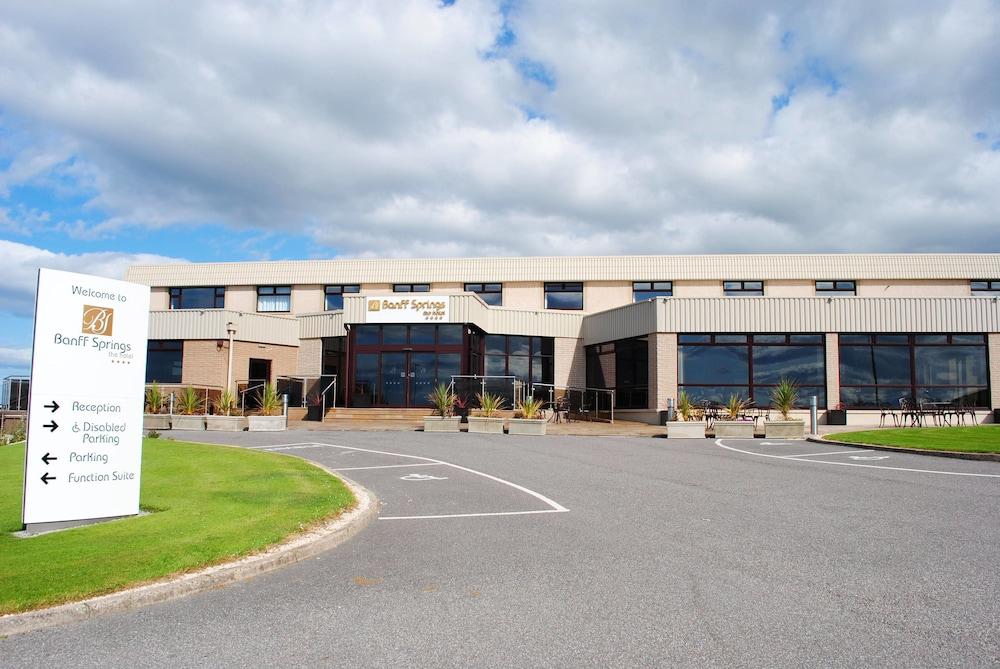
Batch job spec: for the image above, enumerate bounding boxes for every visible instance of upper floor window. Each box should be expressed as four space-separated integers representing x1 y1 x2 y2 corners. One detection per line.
816 280 856 296
393 283 430 292
723 281 764 297
544 282 583 310
257 285 291 312
971 280 1000 295
169 286 224 310
633 281 672 302
325 284 360 311
464 283 502 306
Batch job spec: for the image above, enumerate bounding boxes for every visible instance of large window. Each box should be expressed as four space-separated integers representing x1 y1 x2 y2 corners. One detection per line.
324 284 360 311
393 284 430 292
544 282 583 310
723 281 764 296
633 282 672 302
816 281 856 296
146 340 182 383
257 286 291 312
169 287 224 309
971 280 1000 295
482 335 554 385
678 333 825 406
839 334 989 408
586 337 648 409
464 283 502 306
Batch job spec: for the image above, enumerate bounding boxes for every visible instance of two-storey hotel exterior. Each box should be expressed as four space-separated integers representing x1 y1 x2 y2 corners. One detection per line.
125 254 1000 424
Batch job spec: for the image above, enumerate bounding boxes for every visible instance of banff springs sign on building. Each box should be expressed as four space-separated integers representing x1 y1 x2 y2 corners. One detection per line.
22 269 149 531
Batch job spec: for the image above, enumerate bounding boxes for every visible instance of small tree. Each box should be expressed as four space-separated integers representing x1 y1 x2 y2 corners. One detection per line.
770 377 799 420
215 389 238 417
257 383 281 416
427 383 456 417
476 392 506 417
725 393 749 420
178 387 202 415
677 390 694 422
517 396 544 420
145 382 163 414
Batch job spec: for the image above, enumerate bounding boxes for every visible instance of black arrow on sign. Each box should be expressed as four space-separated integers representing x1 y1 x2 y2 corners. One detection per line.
43 400 60 413
41 472 55 485
42 452 57 465
43 421 58 432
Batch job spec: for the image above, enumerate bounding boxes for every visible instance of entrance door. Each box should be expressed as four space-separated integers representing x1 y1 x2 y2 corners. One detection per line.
379 352 408 406
376 352 446 407
411 352 437 407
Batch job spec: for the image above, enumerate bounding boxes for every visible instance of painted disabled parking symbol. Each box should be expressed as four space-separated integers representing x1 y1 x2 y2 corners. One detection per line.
848 455 890 461
400 473 449 481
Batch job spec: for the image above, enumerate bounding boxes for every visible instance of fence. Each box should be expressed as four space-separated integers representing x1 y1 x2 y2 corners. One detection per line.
449 375 526 411
276 375 338 421
530 383 616 423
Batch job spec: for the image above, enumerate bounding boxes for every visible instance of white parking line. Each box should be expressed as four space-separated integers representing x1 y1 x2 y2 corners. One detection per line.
306 441 571 518
716 439 1000 478
334 463 444 471
783 450 872 458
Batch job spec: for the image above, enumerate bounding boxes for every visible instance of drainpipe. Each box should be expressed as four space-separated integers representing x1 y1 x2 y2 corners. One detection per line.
226 321 237 392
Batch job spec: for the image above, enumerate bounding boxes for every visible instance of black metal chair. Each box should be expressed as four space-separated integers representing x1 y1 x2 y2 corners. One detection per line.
879 404 899 428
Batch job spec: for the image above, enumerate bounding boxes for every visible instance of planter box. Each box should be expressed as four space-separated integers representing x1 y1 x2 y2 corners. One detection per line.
170 415 205 431
423 416 462 432
206 415 247 432
143 414 171 430
826 409 848 425
764 420 805 439
508 418 546 436
247 415 287 432
665 421 706 438
467 416 505 434
712 421 755 439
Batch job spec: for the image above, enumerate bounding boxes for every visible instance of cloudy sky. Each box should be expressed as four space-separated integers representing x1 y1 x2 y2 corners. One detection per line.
0 0 998 381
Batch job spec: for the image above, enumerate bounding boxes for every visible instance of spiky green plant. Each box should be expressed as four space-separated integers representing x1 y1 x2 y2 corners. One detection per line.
257 383 281 416
725 393 749 420
677 390 694 422
215 389 238 417
770 377 799 420
517 396 544 420
145 382 163 415
476 392 506 418
426 383 456 417
178 387 202 415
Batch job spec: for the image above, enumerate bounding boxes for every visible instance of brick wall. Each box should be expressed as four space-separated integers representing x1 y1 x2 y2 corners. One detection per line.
554 337 585 388
648 333 677 411
297 338 323 377
825 333 840 410
181 339 299 390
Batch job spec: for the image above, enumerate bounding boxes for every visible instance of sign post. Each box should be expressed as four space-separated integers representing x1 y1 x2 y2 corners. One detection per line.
22 268 150 532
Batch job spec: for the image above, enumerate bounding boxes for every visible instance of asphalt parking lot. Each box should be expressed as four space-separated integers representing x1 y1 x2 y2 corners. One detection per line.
4 430 999 667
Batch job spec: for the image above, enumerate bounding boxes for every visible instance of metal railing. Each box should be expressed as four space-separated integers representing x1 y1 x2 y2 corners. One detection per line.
276 375 338 421
449 375 525 410
143 383 224 415
236 379 268 415
530 383 616 423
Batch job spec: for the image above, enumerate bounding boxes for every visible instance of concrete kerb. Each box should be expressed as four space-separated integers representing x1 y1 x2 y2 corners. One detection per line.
0 463 379 638
807 436 1000 463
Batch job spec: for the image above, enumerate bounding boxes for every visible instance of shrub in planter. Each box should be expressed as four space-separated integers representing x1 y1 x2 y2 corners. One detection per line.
248 383 286 431
509 396 546 436
712 392 754 438
764 377 805 438
467 392 505 434
666 390 706 438
424 383 461 432
172 387 205 430
207 390 246 431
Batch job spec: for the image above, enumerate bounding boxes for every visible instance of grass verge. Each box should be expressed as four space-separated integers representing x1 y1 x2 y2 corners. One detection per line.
831 425 1000 453
0 438 353 615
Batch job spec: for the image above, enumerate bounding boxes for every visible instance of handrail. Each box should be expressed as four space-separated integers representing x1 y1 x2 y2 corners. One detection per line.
449 375 525 408
530 383 616 423
274 374 337 421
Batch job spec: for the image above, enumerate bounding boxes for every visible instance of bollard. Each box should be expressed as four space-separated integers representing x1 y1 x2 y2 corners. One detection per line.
666 397 676 423
282 394 289 417
810 395 818 435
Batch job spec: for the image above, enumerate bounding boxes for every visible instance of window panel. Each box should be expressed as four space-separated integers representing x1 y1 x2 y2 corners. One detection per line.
723 281 764 296
145 340 182 383
754 385 825 408
544 282 584 310
382 325 407 345
393 284 430 292
914 346 987 386
507 355 529 381
438 325 463 345
678 345 749 385
971 280 1000 295
257 286 291 313
324 284 360 311
354 325 380 345
752 346 825 385
169 287 225 309
485 355 507 376
485 335 506 355
677 386 750 405
633 281 672 302
409 325 436 345
464 283 502 306
508 336 530 356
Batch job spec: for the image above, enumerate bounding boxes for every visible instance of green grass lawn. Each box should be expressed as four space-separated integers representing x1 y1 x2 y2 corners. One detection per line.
0 438 354 614
832 425 1000 453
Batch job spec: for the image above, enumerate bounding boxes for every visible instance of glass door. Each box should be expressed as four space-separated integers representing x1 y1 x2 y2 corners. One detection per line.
411 352 438 407
379 352 407 406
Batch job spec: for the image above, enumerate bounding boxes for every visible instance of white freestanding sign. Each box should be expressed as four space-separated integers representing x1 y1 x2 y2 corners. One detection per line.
22 268 150 527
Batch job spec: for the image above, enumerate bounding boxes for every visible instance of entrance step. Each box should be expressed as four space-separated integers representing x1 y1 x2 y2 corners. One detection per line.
324 408 429 421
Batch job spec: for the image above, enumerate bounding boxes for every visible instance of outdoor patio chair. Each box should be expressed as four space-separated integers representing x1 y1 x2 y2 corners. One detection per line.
898 397 922 427
879 404 899 428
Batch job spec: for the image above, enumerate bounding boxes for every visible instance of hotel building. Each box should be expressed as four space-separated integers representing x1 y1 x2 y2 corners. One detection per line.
125 254 1000 424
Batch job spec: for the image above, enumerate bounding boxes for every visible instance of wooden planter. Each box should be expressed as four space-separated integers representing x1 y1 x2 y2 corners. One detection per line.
247 415 287 432
712 421 755 439
467 416 505 434
143 414 171 430
170 415 205 431
423 416 462 432
764 420 805 439
665 421 706 438
508 418 546 436
206 415 247 432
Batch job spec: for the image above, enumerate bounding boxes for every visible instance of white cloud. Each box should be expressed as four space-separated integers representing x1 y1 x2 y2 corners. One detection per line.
0 240 185 317
0 346 31 367
0 1 997 257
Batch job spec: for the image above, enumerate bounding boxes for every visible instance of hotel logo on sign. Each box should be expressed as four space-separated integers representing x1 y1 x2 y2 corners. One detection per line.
367 300 381 311
82 305 114 336
365 296 449 323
